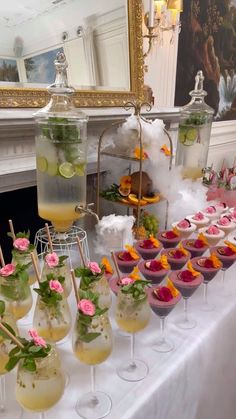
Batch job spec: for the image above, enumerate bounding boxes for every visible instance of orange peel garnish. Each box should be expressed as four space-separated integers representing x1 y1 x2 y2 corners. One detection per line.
178 242 189 256
101 257 113 274
224 241 236 254
186 260 200 277
125 245 140 260
149 234 160 248
197 233 209 246
134 147 148 160
167 278 179 297
161 144 171 156
120 175 131 188
209 253 222 269
129 266 141 281
160 254 170 270
173 226 180 237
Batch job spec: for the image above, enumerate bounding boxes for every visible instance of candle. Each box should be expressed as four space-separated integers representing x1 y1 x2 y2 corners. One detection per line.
171 9 178 25
155 0 165 19
149 0 154 27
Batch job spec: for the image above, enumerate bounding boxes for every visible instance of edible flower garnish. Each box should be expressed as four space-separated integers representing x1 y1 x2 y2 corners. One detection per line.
218 216 231 226
160 144 171 156
129 266 141 281
208 253 222 269
206 225 220 235
172 227 180 237
74 263 105 290
166 278 179 297
197 233 209 246
125 245 140 260
193 212 204 221
153 286 173 302
178 242 189 256
149 234 160 248
205 206 216 214
101 257 113 274
120 175 131 188
134 147 148 160
177 219 191 229
186 260 200 277
160 254 170 270
224 241 236 254
77 290 108 342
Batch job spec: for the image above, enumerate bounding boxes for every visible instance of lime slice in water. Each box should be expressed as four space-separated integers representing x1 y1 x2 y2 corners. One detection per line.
59 162 76 178
37 156 48 172
47 162 58 176
75 162 86 176
186 128 197 141
179 130 186 144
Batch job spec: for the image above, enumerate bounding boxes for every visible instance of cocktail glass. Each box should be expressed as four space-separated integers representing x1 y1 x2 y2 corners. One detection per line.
0 276 32 322
134 240 163 260
72 311 113 418
157 230 181 248
79 273 112 311
191 256 222 311
15 346 65 418
12 249 39 286
161 247 191 270
41 257 72 298
170 270 203 329
210 245 236 290
147 285 181 352
181 238 208 258
114 251 140 274
138 260 170 284
115 289 150 381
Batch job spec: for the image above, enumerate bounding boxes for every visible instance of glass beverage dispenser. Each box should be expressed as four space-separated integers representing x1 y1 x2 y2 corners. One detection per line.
175 71 214 180
34 53 88 233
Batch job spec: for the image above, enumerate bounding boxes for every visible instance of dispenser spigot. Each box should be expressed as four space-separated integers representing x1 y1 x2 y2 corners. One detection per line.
75 203 99 223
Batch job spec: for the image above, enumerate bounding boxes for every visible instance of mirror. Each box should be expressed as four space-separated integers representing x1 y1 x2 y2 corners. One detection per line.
0 0 144 107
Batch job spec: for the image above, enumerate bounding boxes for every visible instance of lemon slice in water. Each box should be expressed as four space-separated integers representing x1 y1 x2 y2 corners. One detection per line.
37 156 48 173
59 162 76 178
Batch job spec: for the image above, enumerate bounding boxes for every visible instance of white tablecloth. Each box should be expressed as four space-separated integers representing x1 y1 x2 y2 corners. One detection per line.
5 262 236 419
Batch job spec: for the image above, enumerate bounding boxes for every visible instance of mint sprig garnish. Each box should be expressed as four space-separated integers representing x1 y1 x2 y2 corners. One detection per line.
75 265 105 289
33 274 64 307
121 280 150 301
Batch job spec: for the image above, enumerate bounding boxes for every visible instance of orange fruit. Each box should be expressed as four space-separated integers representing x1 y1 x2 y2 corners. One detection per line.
142 195 160 204
128 194 147 206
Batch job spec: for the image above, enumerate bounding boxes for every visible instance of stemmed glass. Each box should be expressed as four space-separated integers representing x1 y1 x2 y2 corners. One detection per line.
115 282 151 381
210 243 236 291
72 289 113 419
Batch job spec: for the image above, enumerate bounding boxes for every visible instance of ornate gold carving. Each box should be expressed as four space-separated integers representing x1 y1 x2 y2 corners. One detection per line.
0 0 144 108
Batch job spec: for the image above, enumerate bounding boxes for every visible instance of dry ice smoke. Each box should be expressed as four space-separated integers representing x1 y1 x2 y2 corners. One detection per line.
94 214 135 255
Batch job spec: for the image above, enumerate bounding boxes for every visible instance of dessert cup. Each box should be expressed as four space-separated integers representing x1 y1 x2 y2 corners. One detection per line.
215 202 229 214
186 213 210 229
181 238 208 258
215 217 236 237
191 256 222 311
161 248 191 270
114 251 140 274
170 270 203 329
157 230 181 248
198 226 225 246
210 245 236 289
229 207 236 215
227 234 236 246
147 285 181 352
225 212 236 224
135 240 163 260
138 260 170 284
172 221 197 238
202 206 220 220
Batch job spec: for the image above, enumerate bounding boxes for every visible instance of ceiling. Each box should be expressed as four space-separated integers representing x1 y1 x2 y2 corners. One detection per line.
0 0 75 27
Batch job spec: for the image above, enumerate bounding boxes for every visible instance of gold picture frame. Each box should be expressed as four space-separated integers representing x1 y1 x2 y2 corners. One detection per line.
0 0 144 108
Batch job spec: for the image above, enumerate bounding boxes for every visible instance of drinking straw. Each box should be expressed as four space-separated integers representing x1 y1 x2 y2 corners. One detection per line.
111 251 121 281
76 237 86 267
0 322 24 349
0 246 5 267
8 219 16 241
45 223 53 253
70 269 80 305
30 252 40 284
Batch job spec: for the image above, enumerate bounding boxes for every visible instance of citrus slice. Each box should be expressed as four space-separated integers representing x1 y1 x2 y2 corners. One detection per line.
185 128 198 144
75 162 86 176
118 186 131 197
142 195 160 203
179 130 186 144
128 194 147 206
47 162 58 176
59 162 76 178
37 156 48 173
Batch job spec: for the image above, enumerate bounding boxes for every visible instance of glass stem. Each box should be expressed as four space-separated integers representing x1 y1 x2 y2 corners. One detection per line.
0 375 6 413
184 298 188 323
39 413 46 419
222 269 226 287
203 282 208 305
130 333 136 367
91 365 95 393
160 317 166 343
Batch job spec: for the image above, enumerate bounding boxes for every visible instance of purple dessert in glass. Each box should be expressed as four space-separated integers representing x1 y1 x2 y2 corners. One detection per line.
182 237 208 258
210 245 236 270
169 269 203 298
135 238 163 260
191 255 222 282
161 247 191 270
138 259 170 284
147 286 181 317
114 250 140 274
157 229 181 249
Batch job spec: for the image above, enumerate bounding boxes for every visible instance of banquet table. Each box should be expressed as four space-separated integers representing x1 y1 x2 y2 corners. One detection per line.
5 262 236 419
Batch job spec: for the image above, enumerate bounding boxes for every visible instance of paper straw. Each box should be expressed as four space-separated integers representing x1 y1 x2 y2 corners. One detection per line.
0 322 24 349
8 219 16 241
111 251 121 281
76 237 86 267
30 252 40 284
70 269 79 305
45 223 53 253
0 246 5 267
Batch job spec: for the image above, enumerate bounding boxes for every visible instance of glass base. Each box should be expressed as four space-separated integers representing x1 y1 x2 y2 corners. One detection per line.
199 302 215 312
75 391 112 419
116 359 149 382
116 330 130 338
153 338 174 353
175 316 197 330
0 400 22 418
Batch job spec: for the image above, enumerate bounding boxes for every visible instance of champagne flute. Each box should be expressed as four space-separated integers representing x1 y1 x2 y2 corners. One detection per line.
72 290 112 419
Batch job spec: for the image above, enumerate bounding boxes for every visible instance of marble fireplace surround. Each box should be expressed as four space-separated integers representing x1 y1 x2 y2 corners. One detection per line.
0 107 235 193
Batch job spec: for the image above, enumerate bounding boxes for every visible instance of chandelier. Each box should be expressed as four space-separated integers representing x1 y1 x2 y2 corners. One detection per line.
143 0 183 58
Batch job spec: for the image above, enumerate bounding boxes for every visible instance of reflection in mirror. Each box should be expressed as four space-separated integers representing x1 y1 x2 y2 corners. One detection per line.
0 0 129 91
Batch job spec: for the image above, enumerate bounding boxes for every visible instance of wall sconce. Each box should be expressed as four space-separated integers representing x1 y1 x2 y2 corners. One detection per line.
143 0 183 58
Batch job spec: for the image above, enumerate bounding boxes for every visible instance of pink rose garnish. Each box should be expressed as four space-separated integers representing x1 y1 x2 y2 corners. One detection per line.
87 261 101 274
28 329 47 348
45 252 59 267
177 219 191 229
145 260 162 271
78 299 95 316
13 238 30 251
193 212 204 221
0 264 15 277
205 206 216 214
121 277 134 285
179 270 195 283
206 225 220 235
218 216 230 226
154 287 173 302
49 279 64 294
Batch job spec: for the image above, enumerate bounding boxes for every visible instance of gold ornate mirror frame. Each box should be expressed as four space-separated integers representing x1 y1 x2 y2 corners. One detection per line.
0 0 144 108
